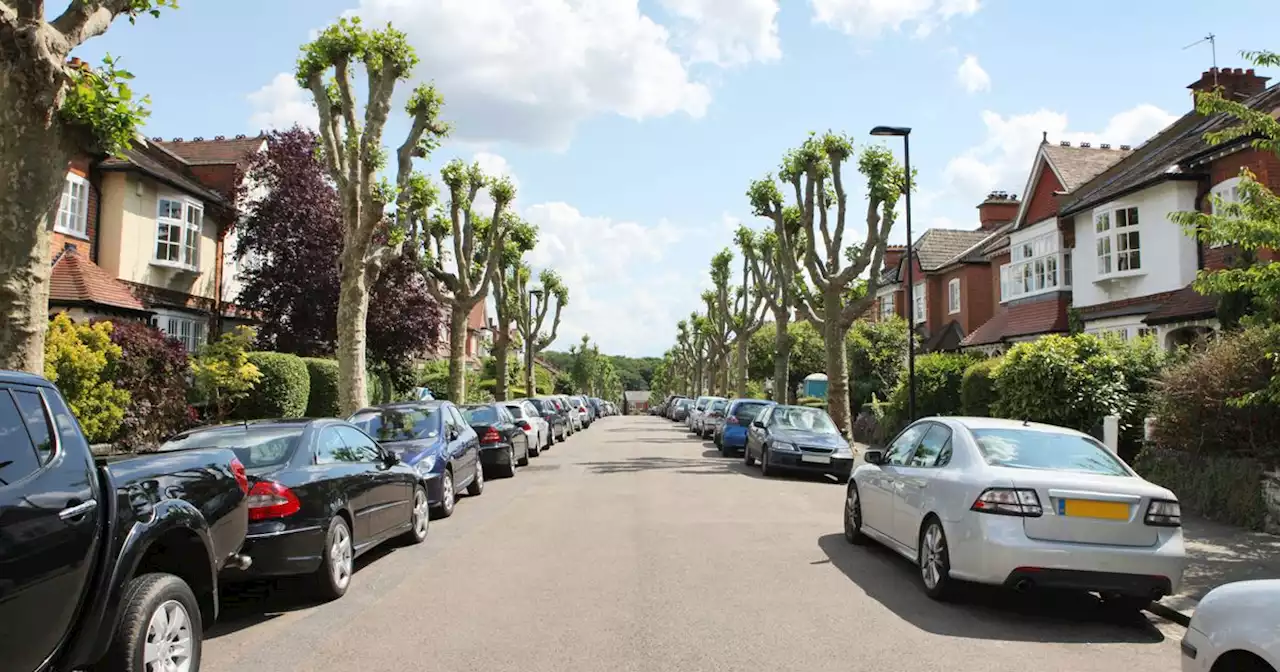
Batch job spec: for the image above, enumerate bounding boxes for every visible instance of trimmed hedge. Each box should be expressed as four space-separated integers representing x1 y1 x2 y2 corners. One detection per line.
883 352 980 437
238 352 310 419
302 358 340 418
1133 447 1267 530
960 358 1000 417
993 334 1127 435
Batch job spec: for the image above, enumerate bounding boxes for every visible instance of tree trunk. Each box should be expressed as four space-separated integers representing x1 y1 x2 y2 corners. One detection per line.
735 337 749 398
493 329 510 401
823 301 852 439
336 249 372 415
0 97 74 374
447 304 469 402
772 312 790 403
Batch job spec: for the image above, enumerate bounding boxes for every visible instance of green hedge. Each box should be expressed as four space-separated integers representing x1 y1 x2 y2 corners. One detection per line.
883 352 979 436
993 334 1127 435
1133 447 1267 530
238 352 310 419
302 358 340 418
960 358 1000 416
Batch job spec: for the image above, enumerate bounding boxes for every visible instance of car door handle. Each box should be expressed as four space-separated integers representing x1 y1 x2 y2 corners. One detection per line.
60 499 97 521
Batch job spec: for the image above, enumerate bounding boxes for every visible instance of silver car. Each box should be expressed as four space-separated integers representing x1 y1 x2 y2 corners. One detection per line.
699 398 728 439
687 396 713 432
843 417 1186 608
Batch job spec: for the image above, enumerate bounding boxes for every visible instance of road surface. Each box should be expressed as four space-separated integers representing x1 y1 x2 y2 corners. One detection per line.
205 415 1182 672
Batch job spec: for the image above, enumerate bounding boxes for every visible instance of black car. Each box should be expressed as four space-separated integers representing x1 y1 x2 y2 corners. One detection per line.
528 396 570 441
743 404 856 482
460 403 530 478
162 419 431 601
0 371 249 672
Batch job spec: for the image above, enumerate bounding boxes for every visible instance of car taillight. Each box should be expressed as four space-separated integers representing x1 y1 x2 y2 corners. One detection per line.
1145 500 1181 527
246 481 301 521
971 488 1043 517
230 457 249 495
481 427 501 443
518 420 532 431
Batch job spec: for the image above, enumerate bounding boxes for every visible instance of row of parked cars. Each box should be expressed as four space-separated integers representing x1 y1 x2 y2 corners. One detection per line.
1 367 614 672
649 391 1278 672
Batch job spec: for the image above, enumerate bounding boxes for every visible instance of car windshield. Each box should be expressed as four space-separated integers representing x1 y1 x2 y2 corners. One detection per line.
504 404 526 418
348 406 441 442
732 402 770 421
971 428 1132 476
160 426 303 469
463 406 500 424
677 399 691 409
772 407 839 434
709 400 727 412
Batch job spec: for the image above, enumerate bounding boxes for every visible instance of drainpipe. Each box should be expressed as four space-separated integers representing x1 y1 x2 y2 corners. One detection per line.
90 159 104 264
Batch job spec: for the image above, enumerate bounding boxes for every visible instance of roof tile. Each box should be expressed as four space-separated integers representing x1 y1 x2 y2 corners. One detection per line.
1143 285 1219 325
49 248 146 311
1041 144 1135 192
159 134 266 165
913 228 992 271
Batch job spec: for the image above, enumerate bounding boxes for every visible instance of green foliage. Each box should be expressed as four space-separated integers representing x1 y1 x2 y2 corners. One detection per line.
847 318 909 409
44 314 130 444
106 319 193 450
960 358 1001 417
745 379 767 400
237 352 310 419
883 352 980 437
296 16 419 87
554 373 574 395
992 334 1129 435
190 326 262 422
59 55 154 156
301 358 341 417
1133 448 1267 530
797 396 827 408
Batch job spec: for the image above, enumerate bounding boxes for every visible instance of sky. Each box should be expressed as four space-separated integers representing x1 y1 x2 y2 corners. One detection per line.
74 0 1279 357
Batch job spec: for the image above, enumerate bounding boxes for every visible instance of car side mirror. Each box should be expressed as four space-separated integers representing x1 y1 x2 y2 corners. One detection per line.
383 451 401 466
447 427 460 441
862 449 884 465
751 420 765 429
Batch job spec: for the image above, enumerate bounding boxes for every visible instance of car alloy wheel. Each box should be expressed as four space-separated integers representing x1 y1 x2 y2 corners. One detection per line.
330 522 353 592
919 519 952 599
410 488 429 541
843 485 865 544
144 599 194 672
440 470 455 516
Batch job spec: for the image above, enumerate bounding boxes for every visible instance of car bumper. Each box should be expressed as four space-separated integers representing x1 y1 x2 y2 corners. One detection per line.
225 520 327 579
767 450 854 476
721 428 748 449
1178 626 1209 672
479 443 517 466
948 515 1187 597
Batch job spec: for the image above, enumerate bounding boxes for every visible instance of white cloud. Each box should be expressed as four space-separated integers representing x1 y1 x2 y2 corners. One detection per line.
956 54 990 94
810 0 980 38
660 0 782 67
246 73 318 131
316 0 711 150
470 152 522 216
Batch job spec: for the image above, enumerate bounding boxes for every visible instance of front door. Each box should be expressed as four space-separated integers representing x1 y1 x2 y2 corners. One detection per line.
893 423 953 547
314 427 376 540
862 423 926 539
336 426 408 540
0 386 101 672
446 406 478 483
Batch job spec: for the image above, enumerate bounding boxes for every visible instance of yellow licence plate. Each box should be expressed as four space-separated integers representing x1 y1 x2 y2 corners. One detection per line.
1061 499 1129 520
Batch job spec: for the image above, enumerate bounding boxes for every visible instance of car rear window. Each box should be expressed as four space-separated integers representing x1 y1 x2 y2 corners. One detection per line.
709 400 727 412
970 428 1131 476
463 406 500 424
160 426 303 469
732 402 769 421
348 406 441 442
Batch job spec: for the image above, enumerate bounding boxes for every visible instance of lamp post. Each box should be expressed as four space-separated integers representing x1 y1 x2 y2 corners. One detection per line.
528 287 543 394
870 125 916 422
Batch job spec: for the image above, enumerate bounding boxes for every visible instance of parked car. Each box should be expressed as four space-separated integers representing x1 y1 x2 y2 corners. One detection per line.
505 399 550 456
557 396 582 433
0 371 250 672
165 419 430 601
587 397 603 421
744 404 855 481
664 396 687 419
569 396 591 429
1181 579 1279 672
697 397 727 438
530 396 570 442
842 417 1187 605
715 399 774 455
671 398 693 421
461 403 531 477
687 395 713 432
348 402 482 519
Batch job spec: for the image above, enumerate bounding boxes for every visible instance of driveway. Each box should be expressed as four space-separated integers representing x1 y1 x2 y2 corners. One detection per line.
204 416 1181 672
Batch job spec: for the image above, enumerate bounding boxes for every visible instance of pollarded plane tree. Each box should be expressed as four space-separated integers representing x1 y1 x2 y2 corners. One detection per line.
701 249 734 397
489 217 538 401
746 178 805 403
731 227 772 397
514 269 568 398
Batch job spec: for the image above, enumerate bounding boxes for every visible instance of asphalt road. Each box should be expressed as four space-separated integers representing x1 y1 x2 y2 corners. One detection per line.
205 415 1183 672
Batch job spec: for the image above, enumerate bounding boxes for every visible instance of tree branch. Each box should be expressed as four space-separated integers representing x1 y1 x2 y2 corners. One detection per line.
537 299 564 351
305 73 346 192
830 155 849 261
15 0 39 20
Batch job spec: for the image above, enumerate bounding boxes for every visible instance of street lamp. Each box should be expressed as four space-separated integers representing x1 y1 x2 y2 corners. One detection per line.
869 125 916 423
528 287 543 392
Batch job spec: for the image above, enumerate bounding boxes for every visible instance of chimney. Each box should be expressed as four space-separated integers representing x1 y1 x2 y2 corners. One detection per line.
882 246 906 274
1188 67 1271 103
976 191 1020 231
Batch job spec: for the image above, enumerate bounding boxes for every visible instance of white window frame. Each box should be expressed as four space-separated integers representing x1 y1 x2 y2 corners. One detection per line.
153 196 204 271
1209 177 1242 249
55 173 91 238
153 313 207 353
912 282 926 322
1001 231 1071 302
1095 205 1142 279
947 278 961 314
879 293 895 320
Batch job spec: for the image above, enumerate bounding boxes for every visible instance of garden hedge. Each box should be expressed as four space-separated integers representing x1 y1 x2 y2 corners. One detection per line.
882 352 979 437
960 357 1000 417
302 357 340 418
106 319 193 448
992 334 1128 436
1133 447 1268 530
238 352 310 419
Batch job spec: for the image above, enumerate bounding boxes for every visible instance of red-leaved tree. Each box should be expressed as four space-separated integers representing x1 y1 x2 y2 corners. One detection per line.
235 127 440 394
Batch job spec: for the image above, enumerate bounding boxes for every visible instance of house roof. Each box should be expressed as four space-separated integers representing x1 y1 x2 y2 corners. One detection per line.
912 228 993 271
961 297 1069 347
1060 84 1280 217
100 139 228 205
1040 143 1136 192
49 247 147 312
1143 285 1219 325
158 134 267 165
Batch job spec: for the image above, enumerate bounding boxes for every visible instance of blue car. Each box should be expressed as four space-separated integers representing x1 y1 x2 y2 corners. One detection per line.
348 401 483 519
715 399 775 456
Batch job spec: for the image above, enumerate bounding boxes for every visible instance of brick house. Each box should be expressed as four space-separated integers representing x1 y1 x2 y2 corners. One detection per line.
424 301 492 369
1055 68 1280 349
962 138 1134 353
47 134 266 351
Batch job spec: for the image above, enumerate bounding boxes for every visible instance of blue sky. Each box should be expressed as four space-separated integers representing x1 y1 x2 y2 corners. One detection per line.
75 0 1278 357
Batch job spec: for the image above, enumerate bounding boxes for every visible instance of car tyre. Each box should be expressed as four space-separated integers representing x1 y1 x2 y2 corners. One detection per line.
760 447 773 477
433 468 456 518
500 447 518 478
843 483 867 545
743 445 756 467
919 517 954 601
101 573 202 672
312 516 354 601
517 442 531 467
403 485 430 545
528 438 541 458
466 461 485 496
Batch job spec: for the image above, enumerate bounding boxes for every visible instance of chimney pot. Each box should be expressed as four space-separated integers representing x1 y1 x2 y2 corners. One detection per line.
1081 142 1092 148
1190 66 1270 101
1234 67 1245 75
236 134 246 139
1247 68 1256 76
1100 143 1111 149
1120 144 1131 150
173 137 183 142
1060 141 1071 147
215 135 225 140
193 136 204 141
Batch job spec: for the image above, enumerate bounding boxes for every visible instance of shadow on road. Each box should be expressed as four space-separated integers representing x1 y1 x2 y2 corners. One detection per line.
816 534 1166 644
581 454 839 484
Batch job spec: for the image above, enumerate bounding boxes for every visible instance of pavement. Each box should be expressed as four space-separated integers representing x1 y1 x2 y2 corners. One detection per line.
206 415 1188 672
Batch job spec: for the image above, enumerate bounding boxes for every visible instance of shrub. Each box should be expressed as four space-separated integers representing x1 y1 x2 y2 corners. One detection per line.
1103 334 1171 457
301 358 340 417
191 326 261 422
797 396 827 408
106 320 193 449
237 352 310 419
960 357 1001 416
1133 447 1267 530
883 352 980 436
1151 325 1280 460
993 334 1128 435
44 314 130 443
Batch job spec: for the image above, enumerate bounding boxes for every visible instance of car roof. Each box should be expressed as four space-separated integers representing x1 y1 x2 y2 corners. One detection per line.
353 401 444 413
932 416 1092 438
0 370 54 388
172 418 327 438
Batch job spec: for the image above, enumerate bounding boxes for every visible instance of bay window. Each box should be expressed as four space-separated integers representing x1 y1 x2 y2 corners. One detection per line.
56 173 90 238
155 197 203 270
155 315 207 353
1001 231 1071 301
1096 206 1141 277
947 278 960 314
912 282 926 322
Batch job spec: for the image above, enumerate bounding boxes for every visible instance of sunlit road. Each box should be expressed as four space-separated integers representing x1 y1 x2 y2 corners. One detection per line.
204 416 1182 672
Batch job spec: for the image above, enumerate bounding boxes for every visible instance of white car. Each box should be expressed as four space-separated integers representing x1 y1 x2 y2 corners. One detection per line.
504 400 550 455
688 396 712 432
1181 580 1280 672
700 398 728 438
842 417 1187 607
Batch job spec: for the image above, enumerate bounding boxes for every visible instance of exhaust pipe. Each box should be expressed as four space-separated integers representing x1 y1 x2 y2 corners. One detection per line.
226 553 253 571
1012 578 1032 593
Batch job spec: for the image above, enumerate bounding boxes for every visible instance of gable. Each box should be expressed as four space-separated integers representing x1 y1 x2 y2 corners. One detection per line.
1021 162 1065 227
